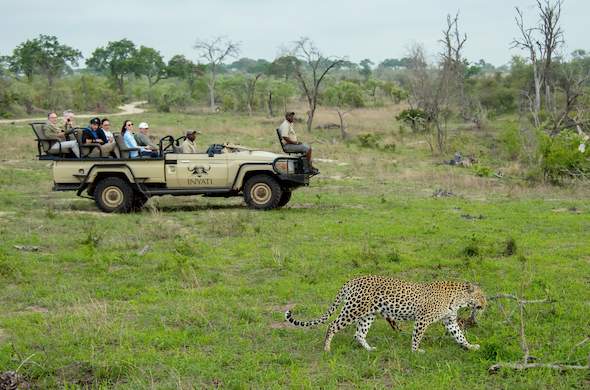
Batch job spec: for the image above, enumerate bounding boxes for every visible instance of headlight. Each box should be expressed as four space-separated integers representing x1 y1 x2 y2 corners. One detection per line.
275 159 295 174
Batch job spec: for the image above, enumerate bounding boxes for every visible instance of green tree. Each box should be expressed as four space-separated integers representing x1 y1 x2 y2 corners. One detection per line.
166 54 205 96
324 80 365 139
134 46 167 87
8 35 81 87
359 58 373 80
268 55 298 81
86 39 138 94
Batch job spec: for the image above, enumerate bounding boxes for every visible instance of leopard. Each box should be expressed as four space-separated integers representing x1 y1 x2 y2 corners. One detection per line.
285 275 486 353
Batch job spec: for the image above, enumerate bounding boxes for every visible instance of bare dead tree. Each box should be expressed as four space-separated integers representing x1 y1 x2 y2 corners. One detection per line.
194 37 240 112
512 1 564 128
538 0 564 112
291 37 343 132
440 12 469 120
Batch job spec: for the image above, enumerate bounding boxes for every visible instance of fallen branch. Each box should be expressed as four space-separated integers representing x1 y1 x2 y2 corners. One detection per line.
487 293 589 373
489 361 589 373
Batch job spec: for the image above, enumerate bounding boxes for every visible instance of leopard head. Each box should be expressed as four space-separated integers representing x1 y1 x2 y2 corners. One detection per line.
466 283 487 311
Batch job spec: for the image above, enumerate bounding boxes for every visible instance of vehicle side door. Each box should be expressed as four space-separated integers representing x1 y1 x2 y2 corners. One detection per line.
166 153 229 188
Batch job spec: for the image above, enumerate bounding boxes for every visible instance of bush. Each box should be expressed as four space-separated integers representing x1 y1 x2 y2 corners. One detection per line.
357 133 382 149
499 124 522 160
538 130 590 183
396 108 429 132
149 82 194 112
473 164 492 177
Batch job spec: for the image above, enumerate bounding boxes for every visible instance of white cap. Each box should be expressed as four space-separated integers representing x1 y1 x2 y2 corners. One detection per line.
138 122 149 129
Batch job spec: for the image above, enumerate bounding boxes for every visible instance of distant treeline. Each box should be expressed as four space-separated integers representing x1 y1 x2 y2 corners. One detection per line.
1 34 575 119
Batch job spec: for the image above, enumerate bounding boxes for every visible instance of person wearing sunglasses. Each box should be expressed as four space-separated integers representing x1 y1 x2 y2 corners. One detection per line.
121 120 158 158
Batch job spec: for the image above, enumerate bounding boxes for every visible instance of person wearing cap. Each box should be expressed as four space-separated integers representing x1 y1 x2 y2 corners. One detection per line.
134 122 157 150
43 111 81 158
278 112 318 173
81 117 117 157
181 130 200 153
121 120 158 158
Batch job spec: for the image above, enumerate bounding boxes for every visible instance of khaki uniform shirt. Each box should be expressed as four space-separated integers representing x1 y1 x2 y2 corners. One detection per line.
43 121 65 140
278 119 297 144
181 139 198 153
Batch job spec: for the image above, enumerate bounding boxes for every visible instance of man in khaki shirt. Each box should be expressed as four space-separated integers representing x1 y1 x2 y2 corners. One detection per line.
181 130 200 153
43 112 80 157
278 112 317 173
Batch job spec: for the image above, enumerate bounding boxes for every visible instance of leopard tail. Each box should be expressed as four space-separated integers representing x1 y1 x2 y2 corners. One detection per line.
285 286 347 327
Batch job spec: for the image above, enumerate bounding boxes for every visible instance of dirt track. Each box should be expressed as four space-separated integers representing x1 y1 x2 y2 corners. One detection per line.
0 101 147 124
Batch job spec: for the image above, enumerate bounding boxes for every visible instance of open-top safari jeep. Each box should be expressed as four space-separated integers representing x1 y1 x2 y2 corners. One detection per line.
31 123 316 212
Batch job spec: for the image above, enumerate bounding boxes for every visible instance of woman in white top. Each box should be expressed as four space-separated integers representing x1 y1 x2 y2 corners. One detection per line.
100 118 114 143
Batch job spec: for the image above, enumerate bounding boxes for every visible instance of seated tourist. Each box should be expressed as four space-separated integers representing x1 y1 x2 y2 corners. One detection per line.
100 118 115 143
121 120 158 158
181 130 201 153
62 110 76 135
43 112 80 157
135 122 157 150
82 117 118 157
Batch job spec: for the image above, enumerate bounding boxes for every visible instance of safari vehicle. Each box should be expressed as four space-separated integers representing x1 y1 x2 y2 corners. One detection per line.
31 122 316 212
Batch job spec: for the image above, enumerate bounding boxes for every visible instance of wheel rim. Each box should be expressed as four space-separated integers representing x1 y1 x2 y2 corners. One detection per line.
250 182 272 205
102 185 124 208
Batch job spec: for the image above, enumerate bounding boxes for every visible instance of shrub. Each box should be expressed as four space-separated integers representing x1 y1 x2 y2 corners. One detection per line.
503 237 517 256
538 130 590 183
473 165 492 177
396 108 429 132
499 124 522 160
357 133 382 149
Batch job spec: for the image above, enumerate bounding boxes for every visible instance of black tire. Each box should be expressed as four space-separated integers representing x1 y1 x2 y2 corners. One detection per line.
277 190 292 208
132 192 149 211
243 174 283 210
94 177 134 213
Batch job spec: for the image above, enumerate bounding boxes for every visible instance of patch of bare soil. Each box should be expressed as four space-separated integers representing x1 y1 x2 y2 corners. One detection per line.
24 306 49 313
270 322 292 329
59 210 114 217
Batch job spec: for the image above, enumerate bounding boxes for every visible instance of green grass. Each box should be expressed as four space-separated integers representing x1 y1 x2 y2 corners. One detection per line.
1 110 589 388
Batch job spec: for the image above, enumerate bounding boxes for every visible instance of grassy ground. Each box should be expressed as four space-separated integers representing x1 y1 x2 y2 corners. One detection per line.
0 107 589 388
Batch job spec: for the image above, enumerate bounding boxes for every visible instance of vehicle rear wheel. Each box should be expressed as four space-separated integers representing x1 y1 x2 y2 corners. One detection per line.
243 174 283 210
277 190 292 208
94 177 133 213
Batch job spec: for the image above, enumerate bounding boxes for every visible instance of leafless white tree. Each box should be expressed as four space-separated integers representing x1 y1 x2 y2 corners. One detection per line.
194 37 240 111
512 0 564 127
291 37 342 132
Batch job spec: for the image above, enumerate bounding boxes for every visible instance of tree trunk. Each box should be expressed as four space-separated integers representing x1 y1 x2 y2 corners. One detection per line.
268 91 273 117
208 80 216 111
532 63 542 127
117 76 124 95
337 109 349 139
306 107 315 133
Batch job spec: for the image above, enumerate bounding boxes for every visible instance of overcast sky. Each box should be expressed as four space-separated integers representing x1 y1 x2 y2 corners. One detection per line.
1 0 588 67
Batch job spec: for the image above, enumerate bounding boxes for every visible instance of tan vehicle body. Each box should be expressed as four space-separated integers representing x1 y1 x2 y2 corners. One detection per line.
49 144 311 212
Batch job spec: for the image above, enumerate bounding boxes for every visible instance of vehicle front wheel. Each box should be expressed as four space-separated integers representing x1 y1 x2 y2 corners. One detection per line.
277 190 292 208
132 192 149 211
94 177 133 213
243 174 283 210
